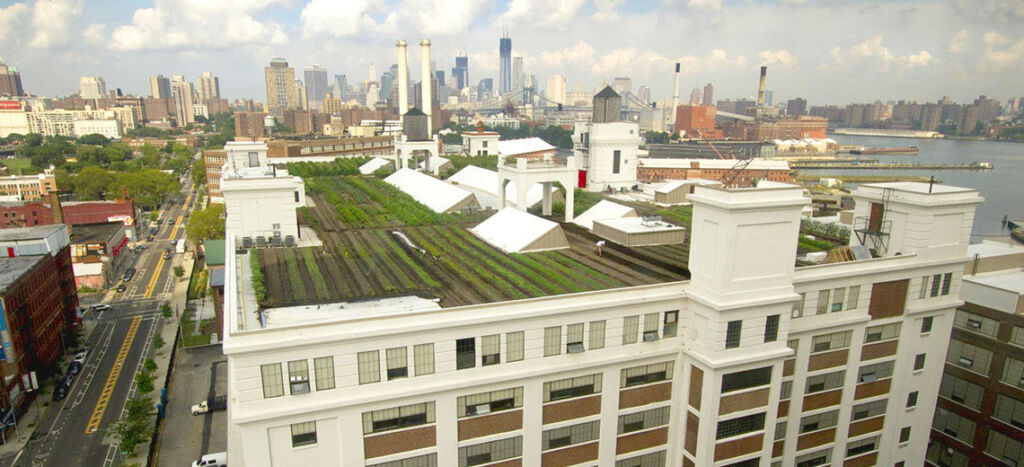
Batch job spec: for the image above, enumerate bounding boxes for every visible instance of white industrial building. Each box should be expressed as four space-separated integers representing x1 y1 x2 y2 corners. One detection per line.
221 179 982 466
220 141 305 247
71 119 122 139
461 128 500 156
572 87 644 192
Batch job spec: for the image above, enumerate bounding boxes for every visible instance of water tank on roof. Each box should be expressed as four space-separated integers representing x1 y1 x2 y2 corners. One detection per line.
264 115 276 129
403 108 429 141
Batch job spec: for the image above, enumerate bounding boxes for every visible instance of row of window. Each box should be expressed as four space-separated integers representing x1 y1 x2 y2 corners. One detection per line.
356 344 436 385
260 357 334 398
814 285 861 314
946 338 993 375
921 272 954 298
933 407 977 445
725 314 780 349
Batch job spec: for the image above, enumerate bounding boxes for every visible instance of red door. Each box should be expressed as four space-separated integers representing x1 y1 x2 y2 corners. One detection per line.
578 170 587 188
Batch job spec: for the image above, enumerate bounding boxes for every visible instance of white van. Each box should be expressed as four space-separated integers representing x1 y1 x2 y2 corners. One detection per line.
191 452 226 467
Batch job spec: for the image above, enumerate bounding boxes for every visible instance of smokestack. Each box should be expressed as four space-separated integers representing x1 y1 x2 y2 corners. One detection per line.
420 39 432 134
757 66 767 109
396 40 409 121
671 63 680 126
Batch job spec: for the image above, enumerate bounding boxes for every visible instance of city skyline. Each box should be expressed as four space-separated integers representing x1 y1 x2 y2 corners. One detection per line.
0 0 1022 105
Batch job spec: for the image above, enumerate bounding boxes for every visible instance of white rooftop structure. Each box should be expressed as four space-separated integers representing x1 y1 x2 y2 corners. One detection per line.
638 157 790 171
594 216 683 234
358 157 391 175
498 137 555 157
384 168 476 213
261 296 442 329
572 200 637 230
961 270 1024 315
654 179 721 194
446 165 556 209
470 207 569 253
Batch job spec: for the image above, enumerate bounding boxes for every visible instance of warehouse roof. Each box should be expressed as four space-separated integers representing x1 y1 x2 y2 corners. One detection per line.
572 200 637 230
384 168 474 213
204 239 226 266
0 224 66 241
0 256 43 294
655 179 720 194
471 207 568 253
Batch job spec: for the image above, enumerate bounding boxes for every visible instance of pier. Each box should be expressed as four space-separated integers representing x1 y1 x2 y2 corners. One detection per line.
790 161 992 170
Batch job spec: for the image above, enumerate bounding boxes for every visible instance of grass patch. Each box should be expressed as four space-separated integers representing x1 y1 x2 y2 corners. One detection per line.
180 309 213 347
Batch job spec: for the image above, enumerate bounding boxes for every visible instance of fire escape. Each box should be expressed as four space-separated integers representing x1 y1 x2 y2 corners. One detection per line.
854 188 893 256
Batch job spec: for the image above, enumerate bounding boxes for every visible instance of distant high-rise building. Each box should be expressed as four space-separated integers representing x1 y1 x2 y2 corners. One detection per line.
957 105 979 135
333 74 348 101
546 75 566 105
452 55 469 90
368 63 377 84
380 74 394 106
79 77 106 100
478 78 493 98
974 95 999 123
303 65 329 107
637 85 651 104
512 57 524 94
197 71 220 101
611 77 631 96
764 90 773 107
499 35 512 94
434 70 445 88
689 88 701 105
921 103 942 131
702 83 714 109
171 75 196 125
149 75 171 99
265 58 299 118
0 58 25 96
786 98 807 117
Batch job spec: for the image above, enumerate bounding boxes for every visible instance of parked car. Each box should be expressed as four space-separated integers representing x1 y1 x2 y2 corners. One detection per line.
90 304 111 312
63 373 74 387
123 267 135 282
116 284 127 292
191 395 227 415
67 361 81 376
74 347 89 363
52 384 67 402
191 452 227 467
162 249 172 260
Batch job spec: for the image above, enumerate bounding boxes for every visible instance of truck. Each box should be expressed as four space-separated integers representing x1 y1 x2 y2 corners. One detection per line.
176 238 186 254
191 395 227 415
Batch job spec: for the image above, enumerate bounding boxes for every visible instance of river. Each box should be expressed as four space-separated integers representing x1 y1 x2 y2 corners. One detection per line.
800 135 1024 241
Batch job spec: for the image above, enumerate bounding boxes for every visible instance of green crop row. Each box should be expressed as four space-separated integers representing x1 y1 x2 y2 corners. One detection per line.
285 157 373 178
249 249 267 303
801 218 851 243
377 230 442 288
301 248 330 298
282 249 308 302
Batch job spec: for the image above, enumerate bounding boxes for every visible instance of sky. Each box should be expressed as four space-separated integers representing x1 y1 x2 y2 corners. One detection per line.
0 0 1022 106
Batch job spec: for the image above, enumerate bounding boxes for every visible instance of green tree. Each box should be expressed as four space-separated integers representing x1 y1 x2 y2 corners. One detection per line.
191 157 206 191
185 204 225 245
134 371 154 394
109 396 154 456
69 166 116 200
111 169 178 209
173 265 184 278
152 334 165 349
144 358 157 373
139 143 161 168
77 134 110 146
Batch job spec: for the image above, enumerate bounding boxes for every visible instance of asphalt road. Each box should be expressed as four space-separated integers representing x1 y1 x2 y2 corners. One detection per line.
11 179 196 467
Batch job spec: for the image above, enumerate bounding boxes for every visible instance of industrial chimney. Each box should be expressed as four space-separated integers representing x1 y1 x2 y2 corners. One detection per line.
420 39 432 134
671 62 680 126
756 66 767 110
396 40 409 121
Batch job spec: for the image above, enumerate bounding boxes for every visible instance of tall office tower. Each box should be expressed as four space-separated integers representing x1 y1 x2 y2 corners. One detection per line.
764 90 774 107
197 72 221 101
546 75 566 105
703 83 714 109
689 88 701 105
334 74 348 101
611 77 631 96
511 57 524 94
787 98 808 117
380 74 394 106
265 57 299 118
478 78 493 98
499 35 512 94
452 55 469 90
368 63 377 84
78 77 107 99
149 75 171 99
0 59 25 96
303 65 329 107
637 85 651 104
171 75 195 125
434 70 445 88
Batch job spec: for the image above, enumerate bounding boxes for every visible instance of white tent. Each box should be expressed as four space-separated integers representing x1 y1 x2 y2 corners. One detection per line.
359 157 392 175
572 200 637 230
384 168 477 213
470 207 569 253
447 165 558 209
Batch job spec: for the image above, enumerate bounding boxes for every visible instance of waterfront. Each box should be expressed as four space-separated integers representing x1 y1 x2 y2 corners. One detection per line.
802 135 1024 241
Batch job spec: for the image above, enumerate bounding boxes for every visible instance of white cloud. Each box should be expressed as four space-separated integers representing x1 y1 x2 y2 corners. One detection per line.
592 0 625 22
820 36 932 70
82 23 107 45
955 0 1024 18
28 0 82 48
948 29 970 54
108 0 288 51
0 3 29 43
398 0 486 35
757 49 797 67
906 50 932 67
687 0 722 12
497 0 585 26
540 40 596 69
676 49 748 74
301 0 396 39
981 31 1024 71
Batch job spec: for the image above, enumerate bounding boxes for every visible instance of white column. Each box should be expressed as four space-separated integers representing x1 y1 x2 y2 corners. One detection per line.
396 40 409 121
542 182 552 216
420 39 432 134
564 186 575 222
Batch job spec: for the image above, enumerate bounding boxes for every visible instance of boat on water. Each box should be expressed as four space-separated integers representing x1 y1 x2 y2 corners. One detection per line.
849 146 919 155
1013 226 1024 244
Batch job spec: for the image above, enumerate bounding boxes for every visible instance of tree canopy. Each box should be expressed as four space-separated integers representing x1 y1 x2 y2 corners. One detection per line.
186 203 225 245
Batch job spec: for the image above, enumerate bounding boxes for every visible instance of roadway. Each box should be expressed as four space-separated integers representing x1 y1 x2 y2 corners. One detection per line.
12 177 196 467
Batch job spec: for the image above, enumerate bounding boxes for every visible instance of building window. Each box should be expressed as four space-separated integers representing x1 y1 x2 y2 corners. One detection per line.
288 360 310 395
899 426 911 443
386 347 408 380
721 367 772 393
919 276 929 299
932 407 976 444
864 323 900 343
357 351 380 384
614 451 666 467
290 421 317 447
261 363 284 398
921 316 933 333
544 374 601 402
795 448 831 467
294 191 299 202
726 320 742 349
816 289 830 314
716 412 766 439
800 409 839 433
846 436 880 457
985 430 1024 466
831 287 846 312
774 420 788 440
947 339 992 375
793 292 806 318
458 387 523 417
780 380 793 400
942 272 953 295
913 353 926 371
940 373 985 410
623 316 639 344
589 321 606 350
643 313 660 341
953 309 998 337
362 402 436 434
248 152 259 167
663 311 678 337
1010 326 1024 347
1004 357 1024 390
851 399 887 421
847 285 860 309
507 331 524 362
313 356 334 391
617 406 670 434
811 330 851 353
544 326 562 357
480 335 500 365
857 361 894 383
566 324 585 353
805 370 845 394
993 394 1024 429
542 420 600 451
612 150 621 174
457 338 476 369
764 315 779 342
906 391 919 408
459 436 522 467
413 343 435 376
621 361 674 388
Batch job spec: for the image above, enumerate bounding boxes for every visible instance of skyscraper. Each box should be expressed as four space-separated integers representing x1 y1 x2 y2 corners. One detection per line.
703 83 714 109
197 72 220 101
334 74 347 100
546 75 566 105
499 35 512 94
303 65 329 108
434 70 445 88
689 88 701 105
478 78 493 98
79 77 106 99
786 98 807 117
171 75 195 125
452 55 469 90
511 56 524 95
265 58 298 118
611 77 631 96
149 75 171 99
0 59 24 96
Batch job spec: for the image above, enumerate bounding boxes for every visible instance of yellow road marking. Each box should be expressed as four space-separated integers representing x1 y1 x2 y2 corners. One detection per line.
143 255 166 299
85 316 142 434
168 215 184 241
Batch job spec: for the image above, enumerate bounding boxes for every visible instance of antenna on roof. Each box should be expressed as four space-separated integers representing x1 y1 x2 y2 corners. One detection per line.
928 175 934 193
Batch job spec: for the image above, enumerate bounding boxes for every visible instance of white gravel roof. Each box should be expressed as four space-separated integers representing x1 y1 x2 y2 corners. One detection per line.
498 137 555 157
359 157 392 174
471 207 565 253
384 168 474 213
572 200 637 230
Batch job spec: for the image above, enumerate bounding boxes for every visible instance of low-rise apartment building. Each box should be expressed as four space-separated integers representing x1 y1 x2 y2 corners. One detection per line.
221 179 982 466
0 172 57 201
266 136 394 161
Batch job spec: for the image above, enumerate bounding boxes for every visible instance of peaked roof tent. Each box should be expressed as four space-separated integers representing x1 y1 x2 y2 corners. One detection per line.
359 157 391 175
403 108 426 116
470 207 569 253
446 165 556 209
572 200 637 230
384 168 477 213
